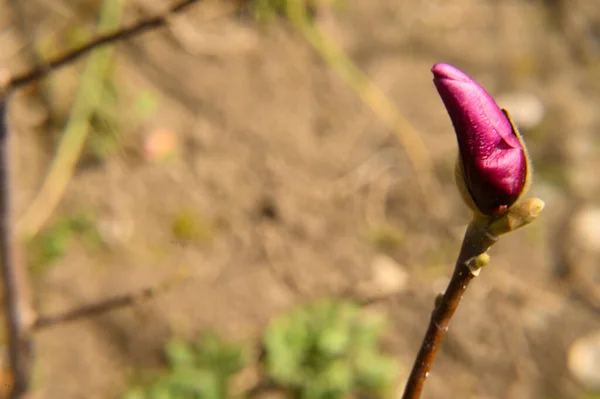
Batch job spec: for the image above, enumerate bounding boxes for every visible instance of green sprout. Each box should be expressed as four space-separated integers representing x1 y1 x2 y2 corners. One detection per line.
170 210 214 245
27 211 101 276
366 224 405 251
263 300 398 399
124 334 246 399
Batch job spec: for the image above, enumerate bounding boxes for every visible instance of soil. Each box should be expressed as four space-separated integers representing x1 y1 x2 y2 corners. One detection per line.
1 0 600 398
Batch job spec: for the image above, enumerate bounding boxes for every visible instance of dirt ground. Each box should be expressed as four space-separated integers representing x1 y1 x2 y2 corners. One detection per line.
1 0 600 398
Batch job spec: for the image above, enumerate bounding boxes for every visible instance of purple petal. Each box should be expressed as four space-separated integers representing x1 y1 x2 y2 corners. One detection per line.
432 63 521 151
431 63 528 215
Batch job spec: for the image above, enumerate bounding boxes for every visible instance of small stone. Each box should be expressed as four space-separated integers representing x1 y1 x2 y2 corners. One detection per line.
371 254 409 294
359 255 409 297
572 207 600 252
568 331 600 390
97 213 135 247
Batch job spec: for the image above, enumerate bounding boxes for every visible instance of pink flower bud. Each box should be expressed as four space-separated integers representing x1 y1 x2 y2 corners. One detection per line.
431 63 530 216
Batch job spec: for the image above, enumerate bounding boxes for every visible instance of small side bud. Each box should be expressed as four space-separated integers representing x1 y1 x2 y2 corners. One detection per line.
466 252 491 275
434 293 444 307
488 197 545 237
474 253 491 269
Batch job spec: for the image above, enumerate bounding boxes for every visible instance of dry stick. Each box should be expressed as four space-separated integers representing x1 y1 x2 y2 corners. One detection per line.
0 1 231 394
33 269 190 331
17 0 125 241
4 0 214 92
9 0 54 126
0 90 35 398
401 198 544 399
32 290 152 331
401 222 495 399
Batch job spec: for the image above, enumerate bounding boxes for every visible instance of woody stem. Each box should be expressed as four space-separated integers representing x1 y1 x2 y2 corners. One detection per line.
401 221 497 399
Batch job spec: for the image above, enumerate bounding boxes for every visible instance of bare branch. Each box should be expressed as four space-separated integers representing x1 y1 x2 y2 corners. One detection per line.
400 222 493 399
4 0 241 92
401 198 544 399
0 86 35 398
0 3 241 395
33 269 191 331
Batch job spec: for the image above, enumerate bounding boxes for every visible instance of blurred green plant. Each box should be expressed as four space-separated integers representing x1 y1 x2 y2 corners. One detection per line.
27 211 101 276
85 82 120 161
366 224 405 251
578 392 600 399
124 333 246 399
252 0 309 24
87 85 162 162
37 25 94 61
123 301 398 399
553 392 600 399
16 0 125 240
250 0 343 24
18 0 161 239
171 209 215 245
263 300 398 399
134 89 160 119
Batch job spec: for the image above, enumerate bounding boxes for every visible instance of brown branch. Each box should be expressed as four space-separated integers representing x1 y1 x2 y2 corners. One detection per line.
8 0 54 128
4 0 243 92
400 198 544 399
0 88 35 398
400 222 495 399
0 2 241 394
33 270 190 331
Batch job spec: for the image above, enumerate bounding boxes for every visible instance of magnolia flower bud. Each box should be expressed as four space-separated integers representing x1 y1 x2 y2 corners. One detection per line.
432 63 530 216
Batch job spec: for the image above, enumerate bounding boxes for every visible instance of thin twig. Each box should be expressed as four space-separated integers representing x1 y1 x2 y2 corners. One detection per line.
9 0 53 127
401 197 544 399
400 221 497 399
0 86 35 398
33 268 191 331
16 0 124 240
4 0 217 92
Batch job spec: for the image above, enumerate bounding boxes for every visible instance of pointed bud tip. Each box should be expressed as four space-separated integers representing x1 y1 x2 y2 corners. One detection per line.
431 63 471 83
526 198 545 217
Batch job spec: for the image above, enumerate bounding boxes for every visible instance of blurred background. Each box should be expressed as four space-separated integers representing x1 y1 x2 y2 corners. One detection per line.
1 0 600 398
